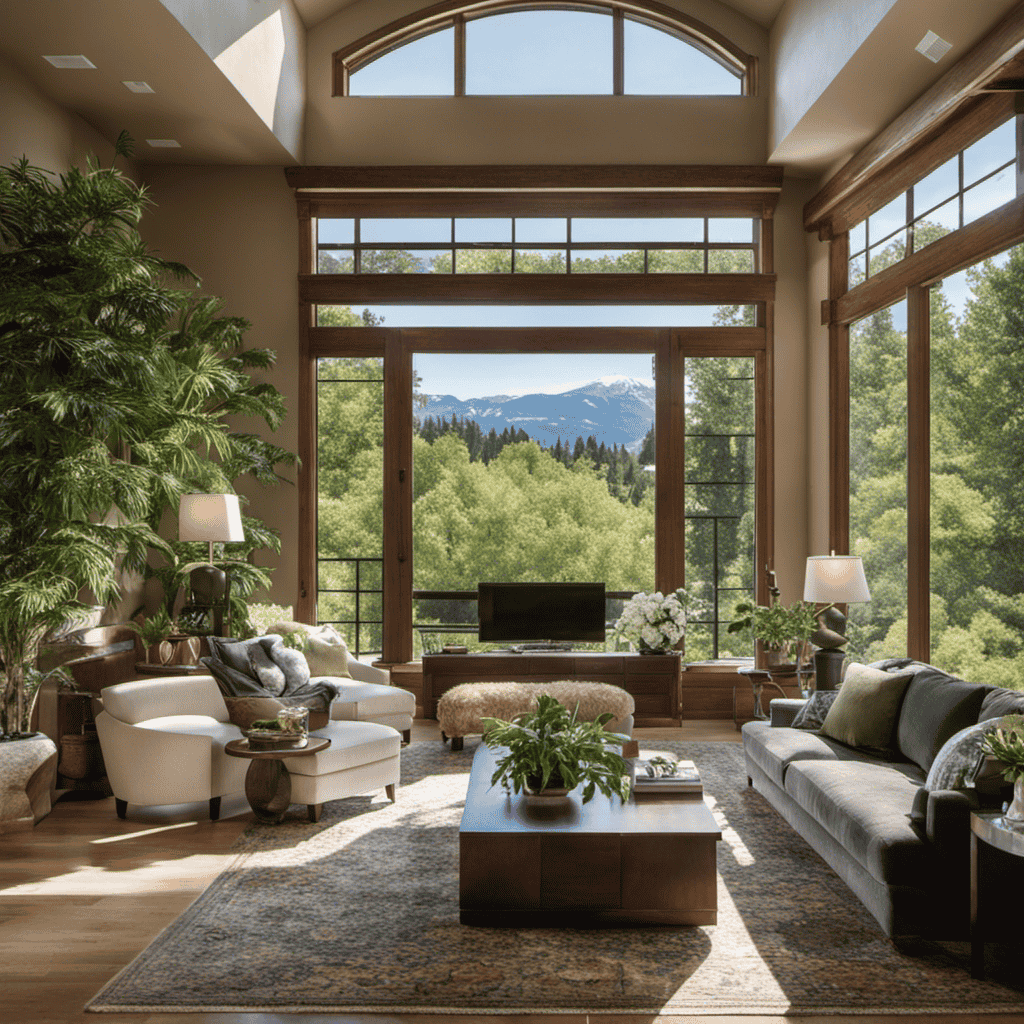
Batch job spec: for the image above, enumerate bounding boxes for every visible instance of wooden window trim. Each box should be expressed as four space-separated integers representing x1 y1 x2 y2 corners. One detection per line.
332 0 756 97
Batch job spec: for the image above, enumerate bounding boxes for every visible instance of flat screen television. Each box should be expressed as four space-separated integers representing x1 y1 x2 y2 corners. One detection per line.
477 581 606 643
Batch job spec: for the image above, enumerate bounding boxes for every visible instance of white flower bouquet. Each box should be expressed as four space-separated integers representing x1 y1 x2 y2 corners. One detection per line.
614 588 688 654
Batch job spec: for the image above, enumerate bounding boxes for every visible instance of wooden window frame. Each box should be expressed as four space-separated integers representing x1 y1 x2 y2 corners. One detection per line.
291 169 778 665
809 1 1024 661
332 0 756 97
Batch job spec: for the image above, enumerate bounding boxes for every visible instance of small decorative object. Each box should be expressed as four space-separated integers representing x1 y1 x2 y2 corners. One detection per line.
481 694 631 804
633 755 702 795
245 710 309 751
613 589 688 655
442 645 469 654
276 705 309 738
981 714 1024 825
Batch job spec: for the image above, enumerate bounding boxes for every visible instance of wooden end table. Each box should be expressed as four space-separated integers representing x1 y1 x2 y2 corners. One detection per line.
225 736 330 824
970 810 1024 978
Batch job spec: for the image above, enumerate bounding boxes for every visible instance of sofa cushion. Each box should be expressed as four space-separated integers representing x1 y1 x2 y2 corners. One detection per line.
741 721 840 788
326 679 416 721
896 667 991 773
268 640 312 690
102 676 229 724
289 720 401 776
302 626 353 679
791 690 839 730
978 686 1024 722
784 759 931 886
820 663 915 754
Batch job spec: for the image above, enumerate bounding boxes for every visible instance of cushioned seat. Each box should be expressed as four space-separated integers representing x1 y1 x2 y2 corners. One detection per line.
784 759 928 886
325 677 416 735
740 720 839 788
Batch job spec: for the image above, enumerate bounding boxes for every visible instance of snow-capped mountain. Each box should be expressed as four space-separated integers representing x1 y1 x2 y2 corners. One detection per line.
416 376 655 451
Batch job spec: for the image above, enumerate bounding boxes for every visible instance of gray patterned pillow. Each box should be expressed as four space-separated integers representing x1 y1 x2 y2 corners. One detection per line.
248 643 287 696
791 690 840 730
268 639 311 692
924 718 1005 791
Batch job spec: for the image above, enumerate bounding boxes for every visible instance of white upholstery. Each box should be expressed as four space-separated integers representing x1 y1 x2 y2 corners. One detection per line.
326 666 415 735
96 674 402 820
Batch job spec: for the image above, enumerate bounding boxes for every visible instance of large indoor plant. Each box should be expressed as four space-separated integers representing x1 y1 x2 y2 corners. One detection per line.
481 694 631 803
728 594 821 679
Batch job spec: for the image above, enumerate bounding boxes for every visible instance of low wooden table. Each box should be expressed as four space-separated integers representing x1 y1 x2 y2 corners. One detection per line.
459 744 721 926
225 736 330 824
970 810 1024 978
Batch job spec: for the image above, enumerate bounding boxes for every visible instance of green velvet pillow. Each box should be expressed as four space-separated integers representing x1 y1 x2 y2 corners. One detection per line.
819 662 916 753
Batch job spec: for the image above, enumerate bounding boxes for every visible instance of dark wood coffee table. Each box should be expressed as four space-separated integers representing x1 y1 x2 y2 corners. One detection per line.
225 736 330 824
459 744 721 925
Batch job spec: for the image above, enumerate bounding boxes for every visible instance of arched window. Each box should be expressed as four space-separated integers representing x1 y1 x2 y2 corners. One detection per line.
335 1 754 97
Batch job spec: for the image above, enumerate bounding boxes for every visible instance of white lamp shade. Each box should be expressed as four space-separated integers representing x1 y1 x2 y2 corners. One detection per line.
803 555 871 604
178 493 245 543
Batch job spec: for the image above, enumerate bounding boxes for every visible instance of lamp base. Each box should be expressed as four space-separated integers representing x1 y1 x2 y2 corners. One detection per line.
812 649 846 691
189 565 229 637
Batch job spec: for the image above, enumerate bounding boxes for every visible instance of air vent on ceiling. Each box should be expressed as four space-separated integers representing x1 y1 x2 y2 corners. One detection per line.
915 31 953 64
146 139 181 148
123 81 154 94
43 54 96 69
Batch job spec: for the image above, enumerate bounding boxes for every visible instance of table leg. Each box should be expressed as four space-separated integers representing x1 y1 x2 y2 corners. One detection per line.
244 758 292 824
970 831 984 979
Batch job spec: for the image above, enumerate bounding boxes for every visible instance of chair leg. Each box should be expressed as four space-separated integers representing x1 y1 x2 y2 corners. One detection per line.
385 783 396 803
209 796 221 821
308 803 323 823
441 730 448 744
115 798 127 820
451 736 464 752
402 729 411 744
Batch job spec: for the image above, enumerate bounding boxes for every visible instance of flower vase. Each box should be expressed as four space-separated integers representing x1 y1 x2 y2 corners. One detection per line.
637 642 667 655
1005 775 1024 824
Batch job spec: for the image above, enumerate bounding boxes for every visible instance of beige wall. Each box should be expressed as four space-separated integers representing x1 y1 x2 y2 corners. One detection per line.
139 164 301 609
304 0 770 165
0 55 118 171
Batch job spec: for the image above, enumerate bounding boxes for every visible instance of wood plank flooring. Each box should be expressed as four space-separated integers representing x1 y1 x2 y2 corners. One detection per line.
1 721 1013 1024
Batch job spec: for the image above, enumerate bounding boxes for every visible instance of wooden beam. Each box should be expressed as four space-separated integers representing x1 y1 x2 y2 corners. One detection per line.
382 334 414 664
296 199 316 624
834 192 1024 324
309 327 389 358
287 164 785 194
828 233 849 557
907 285 931 662
804 2 1024 231
656 329 683 595
301 272 776 306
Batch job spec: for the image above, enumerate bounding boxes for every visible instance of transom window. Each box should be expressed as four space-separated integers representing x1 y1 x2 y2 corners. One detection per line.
338 1 751 97
848 118 1017 285
315 216 757 276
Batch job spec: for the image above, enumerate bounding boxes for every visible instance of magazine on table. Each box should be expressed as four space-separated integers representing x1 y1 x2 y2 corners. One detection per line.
633 757 702 794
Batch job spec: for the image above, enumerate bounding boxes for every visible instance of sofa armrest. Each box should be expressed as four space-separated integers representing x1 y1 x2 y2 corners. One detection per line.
926 787 978 849
769 698 807 728
347 659 390 685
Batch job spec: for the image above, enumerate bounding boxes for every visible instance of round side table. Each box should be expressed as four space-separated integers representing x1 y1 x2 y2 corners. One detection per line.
225 736 330 824
970 810 1024 978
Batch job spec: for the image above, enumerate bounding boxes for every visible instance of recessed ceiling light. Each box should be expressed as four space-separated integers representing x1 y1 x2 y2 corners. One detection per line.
146 139 181 148
123 81 154 94
43 54 96 69
916 31 953 63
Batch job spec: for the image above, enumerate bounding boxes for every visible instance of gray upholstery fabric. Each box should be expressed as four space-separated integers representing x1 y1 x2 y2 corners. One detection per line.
248 644 287 696
267 640 311 689
895 668 991 772
791 690 839 730
783 759 930 886
202 656 267 698
979 686 1024 721
206 635 276 677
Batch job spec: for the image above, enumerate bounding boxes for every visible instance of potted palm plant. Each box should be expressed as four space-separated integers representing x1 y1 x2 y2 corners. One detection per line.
481 694 631 804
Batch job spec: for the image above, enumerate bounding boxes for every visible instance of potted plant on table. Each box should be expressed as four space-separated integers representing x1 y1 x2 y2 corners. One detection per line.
981 714 1024 824
613 588 689 655
481 694 631 804
728 594 821 685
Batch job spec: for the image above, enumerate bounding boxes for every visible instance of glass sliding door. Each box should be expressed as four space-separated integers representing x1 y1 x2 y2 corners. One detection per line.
316 357 384 656
848 299 908 661
684 356 756 660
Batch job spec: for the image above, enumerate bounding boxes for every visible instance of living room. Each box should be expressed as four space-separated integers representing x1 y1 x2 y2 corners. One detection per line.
2 0 1024 1020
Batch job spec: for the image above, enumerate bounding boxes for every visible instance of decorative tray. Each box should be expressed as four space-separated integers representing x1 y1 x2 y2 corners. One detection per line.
244 731 309 751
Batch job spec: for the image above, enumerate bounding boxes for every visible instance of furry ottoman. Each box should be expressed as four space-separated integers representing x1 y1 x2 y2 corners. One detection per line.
436 680 635 751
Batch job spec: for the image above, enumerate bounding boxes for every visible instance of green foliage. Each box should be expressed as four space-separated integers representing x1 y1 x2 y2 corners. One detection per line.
481 694 631 803
728 597 819 653
981 715 1024 781
129 607 175 647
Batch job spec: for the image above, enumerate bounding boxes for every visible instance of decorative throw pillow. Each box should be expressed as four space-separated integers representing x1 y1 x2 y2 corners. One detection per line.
248 643 287 696
201 656 267 698
206 635 266 677
819 662 915 753
791 690 840 730
223 695 285 730
302 625 352 679
924 718 1007 792
268 639 311 691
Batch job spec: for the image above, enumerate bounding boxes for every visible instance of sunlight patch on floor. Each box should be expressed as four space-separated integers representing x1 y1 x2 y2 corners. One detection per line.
704 793 756 866
0 854 235 895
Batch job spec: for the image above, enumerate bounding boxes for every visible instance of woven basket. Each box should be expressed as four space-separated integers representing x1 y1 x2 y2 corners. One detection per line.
60 732 105 780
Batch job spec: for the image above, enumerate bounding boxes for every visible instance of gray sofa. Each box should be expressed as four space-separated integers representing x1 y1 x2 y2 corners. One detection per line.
742 659 1024 940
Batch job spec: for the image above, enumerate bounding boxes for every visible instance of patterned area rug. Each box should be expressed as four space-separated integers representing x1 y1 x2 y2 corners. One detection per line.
87 740 1024 1015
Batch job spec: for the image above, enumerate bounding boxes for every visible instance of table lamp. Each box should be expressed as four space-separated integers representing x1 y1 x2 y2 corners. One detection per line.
178 493 245 636
803 554 871 690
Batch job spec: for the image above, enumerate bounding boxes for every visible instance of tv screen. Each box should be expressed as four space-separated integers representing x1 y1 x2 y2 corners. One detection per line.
477 582 606 643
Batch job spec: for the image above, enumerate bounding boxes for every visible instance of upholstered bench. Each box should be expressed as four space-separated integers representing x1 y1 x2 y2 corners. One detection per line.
436 680 635 751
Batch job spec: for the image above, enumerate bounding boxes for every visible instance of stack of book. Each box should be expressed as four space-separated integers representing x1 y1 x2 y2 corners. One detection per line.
633 758 702 795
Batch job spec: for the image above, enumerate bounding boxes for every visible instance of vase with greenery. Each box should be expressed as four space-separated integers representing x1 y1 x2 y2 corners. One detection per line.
481 694 631 803
981 714 1024 823
728 595 821 674
0 134 296 739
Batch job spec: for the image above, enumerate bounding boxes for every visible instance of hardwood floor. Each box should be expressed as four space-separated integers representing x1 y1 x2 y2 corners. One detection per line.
1 721 1013 1024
